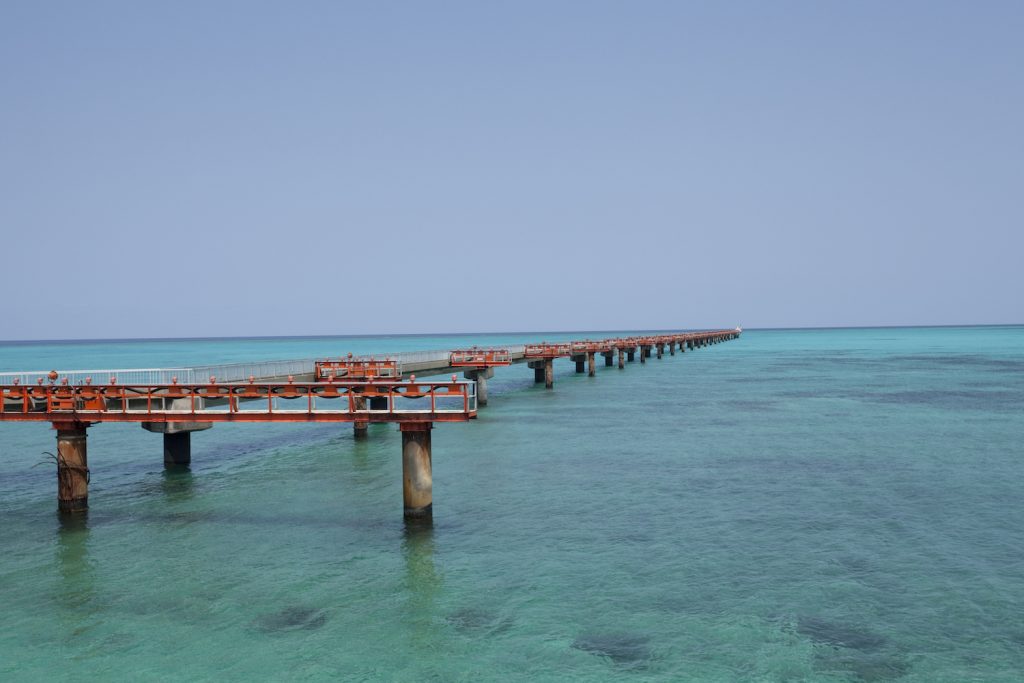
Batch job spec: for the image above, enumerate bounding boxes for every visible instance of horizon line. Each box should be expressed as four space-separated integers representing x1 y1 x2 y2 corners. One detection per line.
0 322 1020 346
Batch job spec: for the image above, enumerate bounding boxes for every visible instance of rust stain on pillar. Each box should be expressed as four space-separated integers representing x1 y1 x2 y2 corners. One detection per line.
353 395 368 438
587 352 596 377
544 359 554 389
618 348 625 369
401 423 433 519
55 423 89 513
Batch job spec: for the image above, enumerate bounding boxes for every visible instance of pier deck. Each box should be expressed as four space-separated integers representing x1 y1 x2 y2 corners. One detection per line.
0 328 741 519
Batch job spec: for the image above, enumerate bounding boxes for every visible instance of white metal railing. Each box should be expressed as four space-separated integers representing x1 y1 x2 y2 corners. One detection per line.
0 368 193 386
0 344 533 388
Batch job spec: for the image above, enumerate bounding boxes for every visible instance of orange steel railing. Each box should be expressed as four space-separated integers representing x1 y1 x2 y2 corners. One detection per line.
523 343 573 359
570 340 614 354
450 349 512 367
315 358 401 381
0 377 475 423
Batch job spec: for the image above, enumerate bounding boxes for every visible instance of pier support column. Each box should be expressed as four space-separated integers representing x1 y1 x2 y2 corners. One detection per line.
603 351 614 367
544 359 554 389
670 342 675 356
401 423 433 519
142 417 211 468
644 346 652 358
572 355 586 374
627 349 635 362
463 368 493 407
640 347 647 364
587 352 596 377
353 395 368 439
534 367 545 383
656 344 664 359
163 432 191 467
55 423 89 514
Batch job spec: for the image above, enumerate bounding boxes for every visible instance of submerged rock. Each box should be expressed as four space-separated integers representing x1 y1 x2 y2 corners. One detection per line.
255 606 327 633
446 608 513 635
797 616 888 652
572 633 651 666
814 650 911 682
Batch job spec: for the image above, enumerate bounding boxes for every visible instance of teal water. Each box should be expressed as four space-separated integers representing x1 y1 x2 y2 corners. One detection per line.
1 326 1023 681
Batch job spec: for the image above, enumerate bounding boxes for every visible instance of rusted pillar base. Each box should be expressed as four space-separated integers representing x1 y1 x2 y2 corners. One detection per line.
163 432 191 467
587 352 596 377
55 423 89 514
544 359 554 389
401 423 433 519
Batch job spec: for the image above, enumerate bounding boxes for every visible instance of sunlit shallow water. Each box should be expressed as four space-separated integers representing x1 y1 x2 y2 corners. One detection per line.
1 326 1023 681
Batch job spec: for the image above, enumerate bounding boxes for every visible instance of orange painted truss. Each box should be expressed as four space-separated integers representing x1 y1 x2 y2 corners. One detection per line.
315 359 401 381
450 349 512 367
0 380 475 424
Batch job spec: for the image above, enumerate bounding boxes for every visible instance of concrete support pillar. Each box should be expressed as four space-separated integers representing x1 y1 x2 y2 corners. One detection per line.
544 359 554 389
163 432 191 467
353 395 368 439
587 352 596 377
463 368 493 407
475 373 488 406
644 346 652 358
670 342 676 356
640 347 647 364
401 423 433 519
627 349 635 362
575 359 585 374
618 348 625 369
603 352 614 367
534 367 545 383
656 344 664 359
55 423 89 513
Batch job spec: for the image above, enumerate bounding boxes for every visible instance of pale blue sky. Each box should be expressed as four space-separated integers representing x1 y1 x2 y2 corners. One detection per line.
1 1 1021 340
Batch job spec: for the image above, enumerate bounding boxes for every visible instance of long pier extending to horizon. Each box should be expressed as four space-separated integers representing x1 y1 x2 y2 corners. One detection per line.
0 328 741 520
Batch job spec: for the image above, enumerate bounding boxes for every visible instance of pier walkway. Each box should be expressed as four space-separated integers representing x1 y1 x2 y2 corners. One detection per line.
0 329 741 519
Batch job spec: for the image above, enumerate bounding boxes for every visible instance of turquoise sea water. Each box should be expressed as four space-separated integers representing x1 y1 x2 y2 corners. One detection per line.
1 326 1023 681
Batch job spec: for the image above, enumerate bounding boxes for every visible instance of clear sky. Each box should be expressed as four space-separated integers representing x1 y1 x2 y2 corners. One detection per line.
1 1 1021 340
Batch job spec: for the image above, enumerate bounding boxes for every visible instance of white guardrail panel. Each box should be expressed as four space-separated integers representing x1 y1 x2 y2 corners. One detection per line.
0 345 532 387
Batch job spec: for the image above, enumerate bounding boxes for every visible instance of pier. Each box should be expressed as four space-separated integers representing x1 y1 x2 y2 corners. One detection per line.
0 329 740 519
